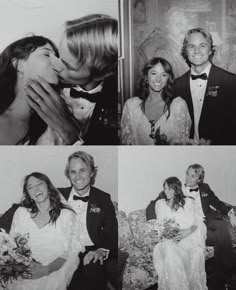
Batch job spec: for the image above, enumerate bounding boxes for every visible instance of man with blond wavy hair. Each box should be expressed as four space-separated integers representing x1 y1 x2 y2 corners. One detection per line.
25 14 118 145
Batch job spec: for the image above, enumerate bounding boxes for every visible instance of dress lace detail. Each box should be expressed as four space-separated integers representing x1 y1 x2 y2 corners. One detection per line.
6 207 84 290
121 97 191 145
153 198 207 290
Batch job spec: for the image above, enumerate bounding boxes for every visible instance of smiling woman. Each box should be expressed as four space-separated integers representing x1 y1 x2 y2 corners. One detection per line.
2 171 85 290
0 35 62 145
121 57 191 145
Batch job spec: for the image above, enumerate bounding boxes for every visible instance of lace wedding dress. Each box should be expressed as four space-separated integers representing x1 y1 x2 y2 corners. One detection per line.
121 97 191 145
5 207 84 290
153 198 207 290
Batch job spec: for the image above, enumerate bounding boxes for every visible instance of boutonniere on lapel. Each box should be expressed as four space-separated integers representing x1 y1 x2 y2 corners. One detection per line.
206 86 220 97
89 204 101 214
201 192 208 198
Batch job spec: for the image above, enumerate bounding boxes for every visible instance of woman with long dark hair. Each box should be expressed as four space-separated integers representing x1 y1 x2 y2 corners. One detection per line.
121 57 191 145
0 36 63 144
152 177 207 290
8 172 84 290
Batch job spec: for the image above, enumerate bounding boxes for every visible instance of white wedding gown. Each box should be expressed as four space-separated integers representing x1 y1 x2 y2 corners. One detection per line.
121 96 191 145
5 207 84 290
153 198 207 290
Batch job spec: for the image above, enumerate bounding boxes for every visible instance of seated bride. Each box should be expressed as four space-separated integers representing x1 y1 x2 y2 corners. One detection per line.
152 177 207 290
121 57 191 145
4 172 84 290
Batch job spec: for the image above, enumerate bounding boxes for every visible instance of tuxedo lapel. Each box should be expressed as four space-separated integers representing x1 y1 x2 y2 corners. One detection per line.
198 65 217 137
183 71 195 137
58 187 72 201
199 187 205 208
198 184 208 214
86 186 97 237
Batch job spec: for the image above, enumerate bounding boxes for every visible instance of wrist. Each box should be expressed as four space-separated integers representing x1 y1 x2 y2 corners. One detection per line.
44 265 50 276
59 123 81 144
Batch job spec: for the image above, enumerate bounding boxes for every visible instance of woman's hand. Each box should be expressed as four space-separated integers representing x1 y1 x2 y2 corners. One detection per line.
174 225 198 242
22 261 48 280
25 76 81 144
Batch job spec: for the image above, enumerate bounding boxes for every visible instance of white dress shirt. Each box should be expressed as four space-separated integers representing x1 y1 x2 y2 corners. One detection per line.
63 82 103 128
190 63 211 142
185 186 205 219
68 187 94 246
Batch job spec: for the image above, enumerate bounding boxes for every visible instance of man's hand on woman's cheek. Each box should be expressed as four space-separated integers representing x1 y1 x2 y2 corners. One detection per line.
24 76 81 144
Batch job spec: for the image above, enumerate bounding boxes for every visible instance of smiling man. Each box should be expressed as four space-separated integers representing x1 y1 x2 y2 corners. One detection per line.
59 151 118 290
174 28 236 145
25 14 118 145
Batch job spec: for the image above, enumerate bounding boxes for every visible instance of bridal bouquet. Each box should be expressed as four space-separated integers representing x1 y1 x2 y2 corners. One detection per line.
154 218 180 242
0 229 32 288
151 126 211 145
171 137 211 145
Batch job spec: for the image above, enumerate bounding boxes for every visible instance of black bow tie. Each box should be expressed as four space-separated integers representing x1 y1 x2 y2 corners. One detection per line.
189 187 199 192
73 195 89 202
70 88 101 103
191 73 208 80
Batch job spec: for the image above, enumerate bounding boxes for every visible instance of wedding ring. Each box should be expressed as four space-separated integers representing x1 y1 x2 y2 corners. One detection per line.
36 98 41 103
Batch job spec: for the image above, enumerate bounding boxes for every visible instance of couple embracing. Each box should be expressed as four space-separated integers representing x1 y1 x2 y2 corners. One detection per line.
146 164 236 290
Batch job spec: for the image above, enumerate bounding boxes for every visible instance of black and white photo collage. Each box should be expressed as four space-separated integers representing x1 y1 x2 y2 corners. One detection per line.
0 0 236 290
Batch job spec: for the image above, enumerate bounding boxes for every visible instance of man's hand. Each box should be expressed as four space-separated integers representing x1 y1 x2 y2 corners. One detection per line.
83 249 107 266
229 212 236 227
24 76 81 144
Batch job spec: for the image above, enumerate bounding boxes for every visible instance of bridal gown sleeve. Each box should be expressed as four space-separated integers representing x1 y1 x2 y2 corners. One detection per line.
166 97 191 144
10 206 26 235
56 209 85 287
153 199 207 290
121 99 136 145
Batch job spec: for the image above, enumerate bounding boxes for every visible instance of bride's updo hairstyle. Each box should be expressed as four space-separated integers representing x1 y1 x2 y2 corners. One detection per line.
163 176 186 211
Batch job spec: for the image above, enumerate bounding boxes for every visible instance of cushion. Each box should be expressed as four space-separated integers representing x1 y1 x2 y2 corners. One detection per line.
118 249 129 289
122 245 157 290
128 210 159 252
223 205 236 247
118 210 134 250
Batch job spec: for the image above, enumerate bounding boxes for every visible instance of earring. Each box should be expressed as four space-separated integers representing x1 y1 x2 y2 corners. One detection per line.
18 70 24 79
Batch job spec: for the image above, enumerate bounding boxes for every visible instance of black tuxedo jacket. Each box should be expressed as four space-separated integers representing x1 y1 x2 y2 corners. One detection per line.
146 183 232 221
83 74 119 145
174 65 236 144
58 186 118 257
